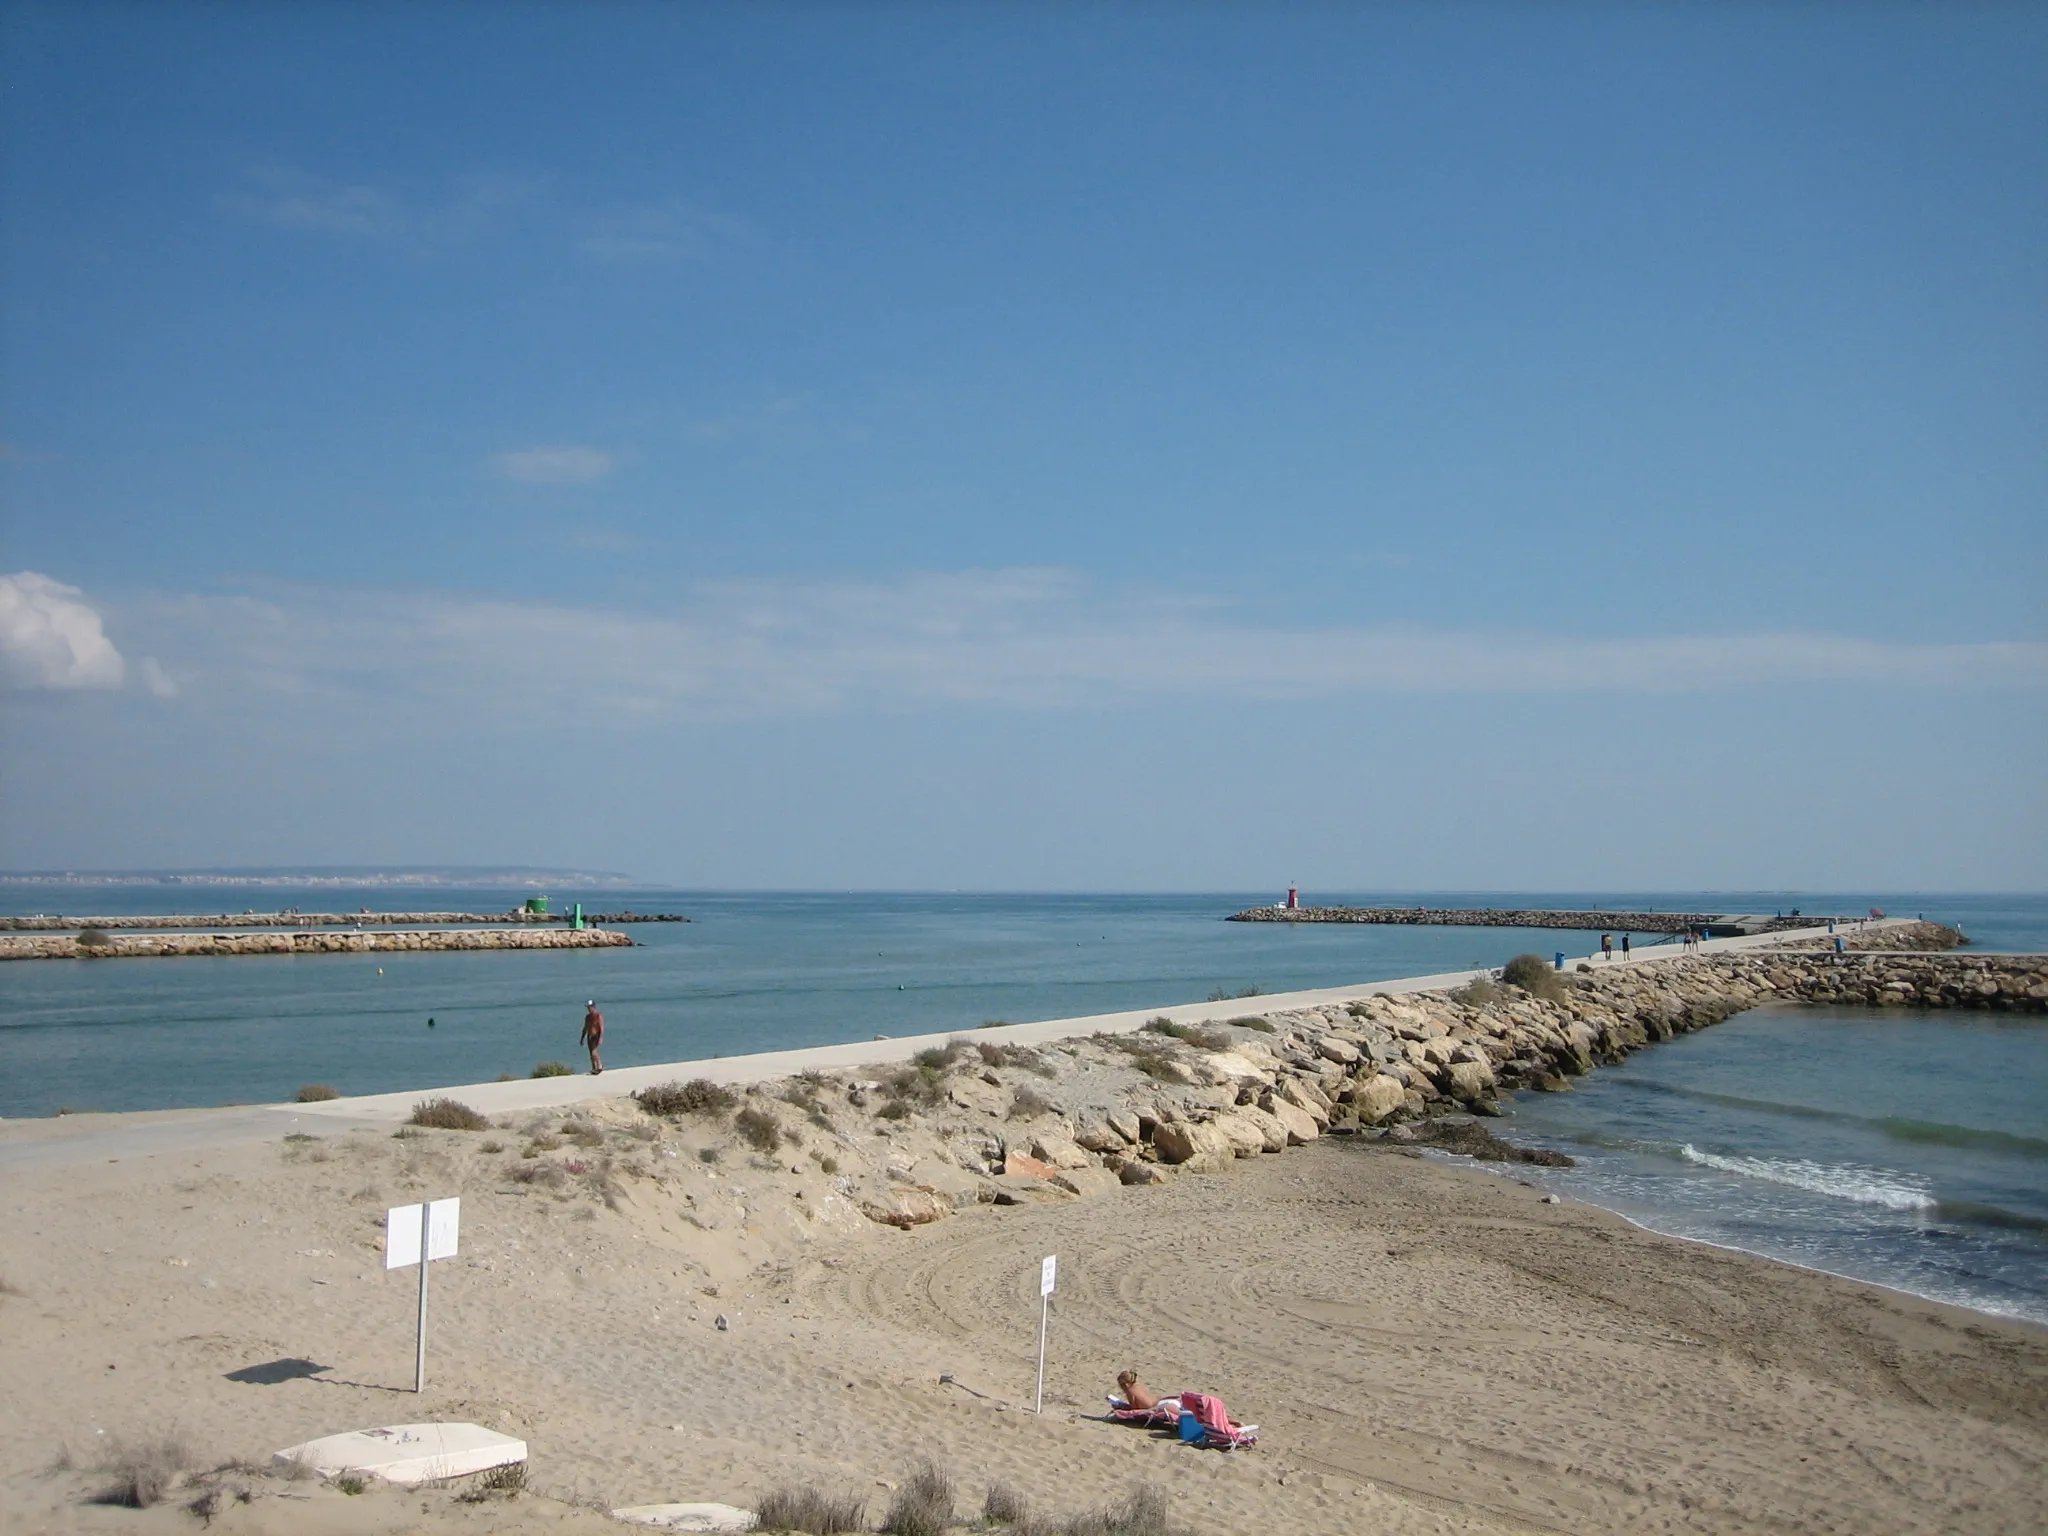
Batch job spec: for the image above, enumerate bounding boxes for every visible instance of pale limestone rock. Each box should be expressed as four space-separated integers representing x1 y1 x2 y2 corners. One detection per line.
1351 1073 1407 1125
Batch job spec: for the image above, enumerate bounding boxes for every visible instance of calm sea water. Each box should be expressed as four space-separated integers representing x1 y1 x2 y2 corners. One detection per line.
4 885 2042 1322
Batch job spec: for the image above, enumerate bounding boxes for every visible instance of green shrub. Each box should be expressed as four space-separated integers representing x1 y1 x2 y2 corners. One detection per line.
734 1105 783 1151
408 1097 489 1131
635 1079 737 1117
1228 1016 1275 1032
531 1061 574 1078
1143 1018 1230 1050
1501 953 1566 1002
293 1084 339 1103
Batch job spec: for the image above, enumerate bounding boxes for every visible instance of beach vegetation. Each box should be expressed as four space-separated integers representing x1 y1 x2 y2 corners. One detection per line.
283 1132 316 1144
457 1460 527 1501
479 1139 504 1153
977 1041 1055 1076
881 1459 953 1536
561 1121 604 1148
1062 1484 1172 1536
1143 1018 1231 1050
408 1097 490 1131
880 1062 949 1109
393 1126 423 1139
1206 984 1262 1001
293 1084 339 1102
753 1481 867 1533
698 1146 720 1163
1228 1015 1275 1032
983 1481 1030 1527
531 1061 574 1078
1451 976 1500 1007
734 1105 785 1151
1007 1086 1054 1120
1501 954 1566 1003
979 1017 1013 1029
92 1436 194 1508
332 1472 367 1496
507 1162 565 1188
812 1152 839 1175
875 1098 913 1121
526 1133 562 1153
635 1079 738 1117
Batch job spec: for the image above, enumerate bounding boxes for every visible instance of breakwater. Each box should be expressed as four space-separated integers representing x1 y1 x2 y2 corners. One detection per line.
1227 904 1828 935
0 910 685 931
0 926 635 962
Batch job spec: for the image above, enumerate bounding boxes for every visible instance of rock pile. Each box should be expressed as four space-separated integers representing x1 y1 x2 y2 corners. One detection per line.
1225 905 1821 934
0 927 635 961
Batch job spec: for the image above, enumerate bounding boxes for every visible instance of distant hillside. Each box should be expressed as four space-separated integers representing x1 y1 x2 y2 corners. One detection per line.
0 866 639 889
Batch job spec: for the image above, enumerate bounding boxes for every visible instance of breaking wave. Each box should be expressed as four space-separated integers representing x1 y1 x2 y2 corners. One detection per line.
1678 1145 1937 1211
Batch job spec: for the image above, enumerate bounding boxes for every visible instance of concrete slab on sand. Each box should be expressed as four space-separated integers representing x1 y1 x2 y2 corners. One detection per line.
273 1422 526 1485
611 1504 754 1532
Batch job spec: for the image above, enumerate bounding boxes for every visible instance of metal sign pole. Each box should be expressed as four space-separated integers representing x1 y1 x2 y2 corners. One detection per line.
415 1201 431 1394
1035 1254 1056 1414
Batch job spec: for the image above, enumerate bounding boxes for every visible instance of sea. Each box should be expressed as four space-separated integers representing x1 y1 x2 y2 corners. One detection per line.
2 886 2043 1325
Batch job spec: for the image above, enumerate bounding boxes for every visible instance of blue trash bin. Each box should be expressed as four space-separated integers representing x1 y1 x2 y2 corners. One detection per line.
1554 952 1565 970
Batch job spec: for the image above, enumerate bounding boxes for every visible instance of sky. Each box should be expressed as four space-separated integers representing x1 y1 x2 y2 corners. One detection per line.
1 2 2043 891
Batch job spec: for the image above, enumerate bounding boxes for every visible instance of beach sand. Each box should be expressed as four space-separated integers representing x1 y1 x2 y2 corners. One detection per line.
3 1085 2043 1536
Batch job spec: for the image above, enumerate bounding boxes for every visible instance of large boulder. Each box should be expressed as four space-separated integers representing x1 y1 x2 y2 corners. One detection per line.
1051 1166 1123 1199
1027 1132 1092 1170
1074 1115 1130 1153
1276 1075 1331 1122
1152 1120 1236 1172
1263 1096 1319 1145
1119 1160 1172 1186
1351 1073 1408 1125
1440 1059 1497 1103
1106 1109 1143 1144
1004 1150 1060 1180
1314 1035 1362 1066
860 1188 952 1229
947 1078 1008 1116
1211 1110 1273 1157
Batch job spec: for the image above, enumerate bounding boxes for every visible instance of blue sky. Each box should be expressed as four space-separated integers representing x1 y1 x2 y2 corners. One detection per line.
2 3 2043 889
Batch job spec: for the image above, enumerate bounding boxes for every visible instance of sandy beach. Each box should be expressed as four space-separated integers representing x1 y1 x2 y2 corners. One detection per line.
5 989 2045 1536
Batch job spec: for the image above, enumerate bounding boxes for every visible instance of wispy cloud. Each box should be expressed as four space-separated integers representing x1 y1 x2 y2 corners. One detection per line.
0 572 126 689
575 199 752 262
116 571 2048 728
217 165 529 248
488 445 616 484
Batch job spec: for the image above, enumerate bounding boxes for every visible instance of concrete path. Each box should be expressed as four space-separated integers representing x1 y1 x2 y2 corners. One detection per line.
0 918 1871 1174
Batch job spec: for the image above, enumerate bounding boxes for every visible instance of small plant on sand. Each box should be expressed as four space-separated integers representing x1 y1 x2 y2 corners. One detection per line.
457 1460 527 1501
754 1482 867 1534
912 1041 973 1072
1064 1484 1172 1536
1227 1015 1275 1032
1007 1086 1054 1120
734 1105 784 1152
531 1061 574 1078
881 1459 953 1536
875 1099 912 1121
983 1481 1031 1527
698 1146 721 1164
408 1097 490 1131
812 1152 839 1175
332 1471 367 1496
979 1017 1013 1029
293 1084 339 1102
560 1121 604 1148
479 1139 505 1154
93 1437 194 1508
977 1041 1055 1076
1500 953 1566 1004
1451 976 1500 1007
635 1079 738 1117
1206 984 1262 1002
878 1061 948 1112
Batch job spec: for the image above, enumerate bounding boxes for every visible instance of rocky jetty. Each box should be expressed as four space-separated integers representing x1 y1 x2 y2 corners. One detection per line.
693 944 2048 1225
0 926 635 961
1225 905 1830 935
0 910 685 931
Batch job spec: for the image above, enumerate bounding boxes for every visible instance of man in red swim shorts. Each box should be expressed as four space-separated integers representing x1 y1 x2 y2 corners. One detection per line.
581 1000 604 1075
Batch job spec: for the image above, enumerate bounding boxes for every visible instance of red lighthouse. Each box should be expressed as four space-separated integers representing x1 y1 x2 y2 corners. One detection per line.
1286 886 1299 910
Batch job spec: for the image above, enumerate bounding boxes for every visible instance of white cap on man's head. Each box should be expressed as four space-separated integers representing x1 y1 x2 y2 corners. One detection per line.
587 999 595 1006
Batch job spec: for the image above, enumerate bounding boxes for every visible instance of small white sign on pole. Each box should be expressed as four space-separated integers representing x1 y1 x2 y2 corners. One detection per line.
1035 1254 1057 1414
385 1198 460 1393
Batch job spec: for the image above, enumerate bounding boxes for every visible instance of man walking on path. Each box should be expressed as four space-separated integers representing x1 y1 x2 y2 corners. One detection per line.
1600 932 1613 961
1621 933 1631 959
581 1000 604 1075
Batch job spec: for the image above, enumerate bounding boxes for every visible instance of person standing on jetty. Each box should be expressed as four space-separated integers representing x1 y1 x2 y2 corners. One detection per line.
581 1000 605 1075
1621 933 1631 959
1601 932 1613 961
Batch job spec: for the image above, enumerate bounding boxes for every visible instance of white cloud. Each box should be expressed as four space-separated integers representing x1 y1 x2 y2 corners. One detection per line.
0 572 127 689
114 571 2048 729
576 200 752 262
217 166 529 247
139 657 180 699
489 445 616 485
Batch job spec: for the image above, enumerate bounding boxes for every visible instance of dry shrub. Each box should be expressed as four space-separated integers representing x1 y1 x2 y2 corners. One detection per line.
293 1084 339 1102
734 1105 784 1151
1451 976 1500 1007
1227 1015 1275 1032
977 1042 1055 1076
530 1061 574 1078
882 1459 953 1536
1007 1086 1054 1120
1143 1018 1230 1050
457 1460 527 1501
94 1436 194 1508
407 1098 489 1131
875 1099 912 1121
984 1482 1031 1526
881 1062 948 1108
1063 1484 1171 1536
560 1122 604 1148
754 1482 867 1533
479 1139 505 1154
635 1079 737 1117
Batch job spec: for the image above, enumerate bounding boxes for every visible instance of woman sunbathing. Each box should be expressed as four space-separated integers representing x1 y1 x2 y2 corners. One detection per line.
1116 1371 1163 1412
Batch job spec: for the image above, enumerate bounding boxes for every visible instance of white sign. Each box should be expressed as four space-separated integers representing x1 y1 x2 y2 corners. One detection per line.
385 1199 460 1269
1040 1254 1058 1297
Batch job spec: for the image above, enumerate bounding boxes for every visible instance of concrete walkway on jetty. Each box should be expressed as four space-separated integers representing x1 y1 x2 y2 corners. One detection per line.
0 918 1872 1173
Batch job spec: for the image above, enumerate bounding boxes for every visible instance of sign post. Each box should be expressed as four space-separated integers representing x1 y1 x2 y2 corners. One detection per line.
386 1197 460 1393
1035 1254 1057 1414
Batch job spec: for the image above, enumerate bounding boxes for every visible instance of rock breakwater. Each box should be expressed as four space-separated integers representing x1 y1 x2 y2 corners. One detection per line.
0 926 635 961
1225 905 1828 935
0 910 685 931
